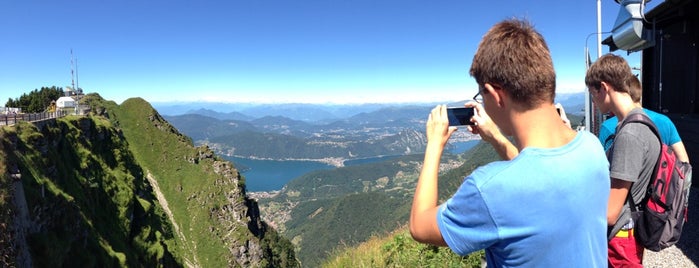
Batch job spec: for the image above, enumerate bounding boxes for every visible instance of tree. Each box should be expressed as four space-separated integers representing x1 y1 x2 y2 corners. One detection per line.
4 86 63 113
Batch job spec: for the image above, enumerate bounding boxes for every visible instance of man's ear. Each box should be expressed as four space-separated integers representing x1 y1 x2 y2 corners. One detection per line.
484 83 505 108
600 81 611 94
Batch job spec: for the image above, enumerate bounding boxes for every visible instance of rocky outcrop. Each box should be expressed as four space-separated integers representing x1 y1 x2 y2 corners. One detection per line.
120 98 297 267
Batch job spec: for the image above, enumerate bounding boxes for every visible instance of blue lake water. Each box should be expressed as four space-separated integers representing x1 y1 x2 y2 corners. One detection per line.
226 156 335 192
449 139 479 154
228 139 480 192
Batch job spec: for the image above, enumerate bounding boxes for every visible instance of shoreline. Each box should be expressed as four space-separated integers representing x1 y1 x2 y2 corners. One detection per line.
226 155 347 167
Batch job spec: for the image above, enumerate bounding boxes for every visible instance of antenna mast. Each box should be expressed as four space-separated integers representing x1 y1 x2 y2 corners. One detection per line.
70 49 76 94
75 57 79 94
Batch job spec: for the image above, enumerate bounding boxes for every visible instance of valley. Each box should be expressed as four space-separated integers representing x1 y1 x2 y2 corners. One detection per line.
157 97 581 266
160 102 488 266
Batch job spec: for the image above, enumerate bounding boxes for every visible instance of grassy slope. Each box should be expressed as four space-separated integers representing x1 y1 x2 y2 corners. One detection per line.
0 115 180 267
321 141 501 267
113 98 241 266
322 228 484 268
0 125 16 265
112 97 298 267
0 95 297 267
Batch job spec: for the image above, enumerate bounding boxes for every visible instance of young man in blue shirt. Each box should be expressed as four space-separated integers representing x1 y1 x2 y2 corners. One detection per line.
598 75 689 163
410 19 610 267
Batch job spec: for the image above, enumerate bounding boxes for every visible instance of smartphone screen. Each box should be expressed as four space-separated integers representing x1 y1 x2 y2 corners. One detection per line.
446 107 475 126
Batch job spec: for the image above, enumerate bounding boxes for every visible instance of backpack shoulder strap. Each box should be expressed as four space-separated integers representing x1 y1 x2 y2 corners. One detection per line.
619 113 662 144
616 112 663 212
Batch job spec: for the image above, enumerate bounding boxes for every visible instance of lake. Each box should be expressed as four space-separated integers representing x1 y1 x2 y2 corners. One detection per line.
228 140 479 192
225 156 335 192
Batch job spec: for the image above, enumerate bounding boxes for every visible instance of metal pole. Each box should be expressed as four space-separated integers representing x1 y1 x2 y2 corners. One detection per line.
597 0 603 58
590 0 604 135
586 0 604 132
585 46 591 131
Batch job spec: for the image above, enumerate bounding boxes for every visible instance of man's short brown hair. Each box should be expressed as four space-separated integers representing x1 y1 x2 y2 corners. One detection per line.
585 54 633 95
469 18 556 110
626 74 642 103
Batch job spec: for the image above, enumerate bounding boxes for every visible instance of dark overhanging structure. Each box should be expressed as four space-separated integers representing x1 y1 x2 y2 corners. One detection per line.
603 0 698 177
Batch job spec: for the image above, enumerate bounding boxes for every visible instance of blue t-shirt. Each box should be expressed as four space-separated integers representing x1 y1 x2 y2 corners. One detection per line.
599 108 681 151
437 131 610 267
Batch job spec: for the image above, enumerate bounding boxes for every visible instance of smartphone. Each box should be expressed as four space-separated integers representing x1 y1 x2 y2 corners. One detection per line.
446 107 475 126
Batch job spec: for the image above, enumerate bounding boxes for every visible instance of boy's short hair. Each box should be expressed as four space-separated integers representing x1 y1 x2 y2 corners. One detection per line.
585 54 633 95
469 18 555 110
627 74 642 103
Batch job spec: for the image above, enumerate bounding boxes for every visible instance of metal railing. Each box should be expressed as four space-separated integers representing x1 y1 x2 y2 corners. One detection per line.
0 110 69 126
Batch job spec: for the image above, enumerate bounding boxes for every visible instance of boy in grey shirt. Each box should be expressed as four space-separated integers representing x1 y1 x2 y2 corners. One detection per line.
585 54 661 267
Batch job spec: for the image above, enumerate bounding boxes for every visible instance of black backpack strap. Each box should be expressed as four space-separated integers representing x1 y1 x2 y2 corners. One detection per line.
614 112 663 212
620 113 662 144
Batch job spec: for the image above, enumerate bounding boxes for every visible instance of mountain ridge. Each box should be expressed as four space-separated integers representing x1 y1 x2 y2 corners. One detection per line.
0 94 298 267
153 92 585 121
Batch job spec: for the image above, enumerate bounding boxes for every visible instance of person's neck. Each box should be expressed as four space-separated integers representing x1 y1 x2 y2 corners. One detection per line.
610 92 637 121
509 105 577 150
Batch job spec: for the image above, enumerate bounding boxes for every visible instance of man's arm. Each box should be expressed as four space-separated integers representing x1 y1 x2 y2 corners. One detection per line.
671 141 690 163
410 105 452 246
608 178 632 226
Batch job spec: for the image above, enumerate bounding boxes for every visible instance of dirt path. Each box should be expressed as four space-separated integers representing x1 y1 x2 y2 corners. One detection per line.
146 172 200 268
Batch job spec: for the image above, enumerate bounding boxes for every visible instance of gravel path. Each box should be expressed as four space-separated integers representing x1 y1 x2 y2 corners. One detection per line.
643 187 699 268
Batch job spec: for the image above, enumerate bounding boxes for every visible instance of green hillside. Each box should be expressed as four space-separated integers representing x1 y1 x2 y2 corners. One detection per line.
319 141 501 267
0 94 298 267
256 140 500 267
322 228 484 268
0 115 179 266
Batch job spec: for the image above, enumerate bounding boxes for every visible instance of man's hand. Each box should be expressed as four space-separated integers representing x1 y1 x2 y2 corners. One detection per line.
465 102 501 144
425 105 457 148
464 102 519 160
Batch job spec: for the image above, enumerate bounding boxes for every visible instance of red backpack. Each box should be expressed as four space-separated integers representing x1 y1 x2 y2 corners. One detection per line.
616 113 693 252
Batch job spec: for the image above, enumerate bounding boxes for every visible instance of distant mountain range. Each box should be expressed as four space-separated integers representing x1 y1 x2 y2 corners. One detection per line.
153 102 427 122
159 92 584 162
163 105 433 161
153 91 586 123
555 92 586 116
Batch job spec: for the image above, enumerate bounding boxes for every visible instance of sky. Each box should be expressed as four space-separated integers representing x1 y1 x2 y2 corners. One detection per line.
0 0 656 105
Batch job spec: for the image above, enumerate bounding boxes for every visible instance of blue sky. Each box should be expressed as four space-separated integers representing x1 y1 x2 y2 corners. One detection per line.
0 1 653 105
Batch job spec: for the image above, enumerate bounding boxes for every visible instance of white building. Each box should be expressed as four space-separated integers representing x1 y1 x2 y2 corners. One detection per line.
56 96 76 108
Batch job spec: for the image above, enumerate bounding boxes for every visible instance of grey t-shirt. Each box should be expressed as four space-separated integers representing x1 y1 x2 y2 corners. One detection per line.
608 108 661 235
